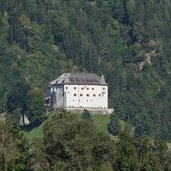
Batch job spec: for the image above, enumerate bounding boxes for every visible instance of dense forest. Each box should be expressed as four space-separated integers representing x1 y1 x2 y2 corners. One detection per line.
0 0 171 170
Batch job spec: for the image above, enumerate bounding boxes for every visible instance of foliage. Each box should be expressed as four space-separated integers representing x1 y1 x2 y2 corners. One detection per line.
0 0 171 142
6 80 45 122
6 80 30 115
1 0 171 169
81 109 93 122
31 109 170 170
26 88 46 122
108 114 120 136
33 109 116 170
0 119 31 171
115 130 170 171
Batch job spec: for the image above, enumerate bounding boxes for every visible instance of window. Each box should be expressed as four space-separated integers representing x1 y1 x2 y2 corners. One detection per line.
66 86 68 90
81 87 84 90
92 87 94 90
80 94 83 96
74 87 76 89
87 94 89 97
93 94 96 97
103 87 106 90
87 87 89 90
99 94 101 96
74 93 77 96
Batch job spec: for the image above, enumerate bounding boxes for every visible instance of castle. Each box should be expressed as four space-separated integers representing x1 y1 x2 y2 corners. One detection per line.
46 73 113 114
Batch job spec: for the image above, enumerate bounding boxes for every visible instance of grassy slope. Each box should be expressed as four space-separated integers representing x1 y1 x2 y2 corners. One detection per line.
92 114 111 134
24 114 111 142
23 123 44 142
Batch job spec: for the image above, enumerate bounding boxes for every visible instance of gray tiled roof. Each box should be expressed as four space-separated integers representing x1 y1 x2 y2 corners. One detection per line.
50 73 107 85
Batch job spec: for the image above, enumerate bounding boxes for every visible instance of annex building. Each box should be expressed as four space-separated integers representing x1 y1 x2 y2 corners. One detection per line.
46 73 113 114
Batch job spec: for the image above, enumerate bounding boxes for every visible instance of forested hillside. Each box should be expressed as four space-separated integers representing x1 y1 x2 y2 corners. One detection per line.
0 0 171 142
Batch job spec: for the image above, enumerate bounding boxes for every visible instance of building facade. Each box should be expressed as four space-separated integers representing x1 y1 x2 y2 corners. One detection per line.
47 73 109 109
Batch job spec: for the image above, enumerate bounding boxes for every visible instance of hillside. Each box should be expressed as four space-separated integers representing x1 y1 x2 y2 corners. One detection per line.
24 113 111 142
0 0 171 142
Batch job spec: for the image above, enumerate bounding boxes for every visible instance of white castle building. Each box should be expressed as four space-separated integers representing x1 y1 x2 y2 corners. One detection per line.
46 73 113 114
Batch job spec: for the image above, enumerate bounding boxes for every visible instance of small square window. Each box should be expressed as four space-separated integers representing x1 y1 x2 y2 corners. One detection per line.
92 88 94 90
87 94 89 97
87 88 89 90
93 94 96 97
66 86 68 90
81 87 84 90
80 94 83 96
103 87 106 90
74 94 77 96
74 87 76 89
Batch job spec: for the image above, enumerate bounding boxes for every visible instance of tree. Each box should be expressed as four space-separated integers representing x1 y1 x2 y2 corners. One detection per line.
33 109 116 170
81 109 92 122
115 130 169 171
6 80 30 117
0 119 31 170
114 130 139 170
27 88 46 122
108 114 120 136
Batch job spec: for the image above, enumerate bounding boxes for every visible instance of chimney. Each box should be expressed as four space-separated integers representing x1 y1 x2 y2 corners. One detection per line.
101 74 105 84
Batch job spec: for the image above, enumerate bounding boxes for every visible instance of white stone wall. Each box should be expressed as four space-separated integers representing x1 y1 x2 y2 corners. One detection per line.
64 84 108 108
